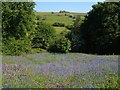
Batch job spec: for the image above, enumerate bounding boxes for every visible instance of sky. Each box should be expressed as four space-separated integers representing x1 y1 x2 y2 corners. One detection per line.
34 2 100 13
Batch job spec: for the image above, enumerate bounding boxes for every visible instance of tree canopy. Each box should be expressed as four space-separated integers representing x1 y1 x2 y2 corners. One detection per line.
2 2 35 55
2 2 35 40
80 2 120 54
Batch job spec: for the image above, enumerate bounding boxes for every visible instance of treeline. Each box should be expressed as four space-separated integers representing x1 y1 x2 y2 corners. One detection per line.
2 2 120 55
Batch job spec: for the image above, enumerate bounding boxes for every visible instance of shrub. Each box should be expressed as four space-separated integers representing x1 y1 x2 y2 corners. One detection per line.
71 35 83 52
32 22 56 49
66 32 84 52
65 24 73 30
69 14 75 18
51 12 54 14
59 10 70 13
2 38 31 56
48 37 71 53
52 22 65 27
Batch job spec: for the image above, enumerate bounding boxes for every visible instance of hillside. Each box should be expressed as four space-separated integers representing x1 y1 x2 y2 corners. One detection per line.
36 12 86 34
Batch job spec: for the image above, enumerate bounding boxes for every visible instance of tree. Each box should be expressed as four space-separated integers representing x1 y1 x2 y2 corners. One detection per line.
80 2 120 54
2 2 35 55
32 21 56 49
2 2 35 40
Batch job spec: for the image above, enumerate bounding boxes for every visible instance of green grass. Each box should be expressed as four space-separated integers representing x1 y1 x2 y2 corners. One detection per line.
43 15 73 26
35 12 85 35
53 27 70 34
36 12 85 26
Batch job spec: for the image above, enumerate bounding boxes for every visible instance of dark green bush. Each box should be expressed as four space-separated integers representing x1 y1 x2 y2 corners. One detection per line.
2 38 31 56
71 35 83 52
32 22 56 49
52 22 65 27
65 24 73 30
48 37 71 53
69 14 75 18
66 32 84 52
59 10 70 13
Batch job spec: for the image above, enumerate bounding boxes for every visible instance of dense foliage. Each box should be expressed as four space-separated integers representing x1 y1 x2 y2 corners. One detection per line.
48 37 71 53
2 38 31 55
2 2 35 55
2 2 35 39
32 21 56 49
80 2 120 54
66 15 84 52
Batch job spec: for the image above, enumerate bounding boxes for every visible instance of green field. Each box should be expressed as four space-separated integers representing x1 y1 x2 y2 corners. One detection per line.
53 27 70 34
37 12 86 25
36 12 86 34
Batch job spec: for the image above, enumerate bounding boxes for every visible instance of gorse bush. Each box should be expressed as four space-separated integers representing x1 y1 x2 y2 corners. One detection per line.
2 38 31 56
32 22 56 49
48 37 71 53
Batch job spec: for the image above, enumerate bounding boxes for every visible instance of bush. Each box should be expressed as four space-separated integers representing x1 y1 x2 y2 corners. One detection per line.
52 22 65 27
65 24 73 30
71 35 83 52
69 14 75 18
32 22 56 49
59 10 69 13
48 37 71 53
66 32 84 52
51 12 54 14
2 38 31 56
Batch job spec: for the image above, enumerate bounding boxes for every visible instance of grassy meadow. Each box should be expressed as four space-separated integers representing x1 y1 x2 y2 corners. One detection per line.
2 53 119 88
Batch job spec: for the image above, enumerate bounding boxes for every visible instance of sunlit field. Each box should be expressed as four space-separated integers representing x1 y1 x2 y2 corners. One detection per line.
2 53 119 88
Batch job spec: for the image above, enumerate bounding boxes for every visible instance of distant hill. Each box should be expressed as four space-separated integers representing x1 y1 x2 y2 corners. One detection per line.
35 12 86 34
